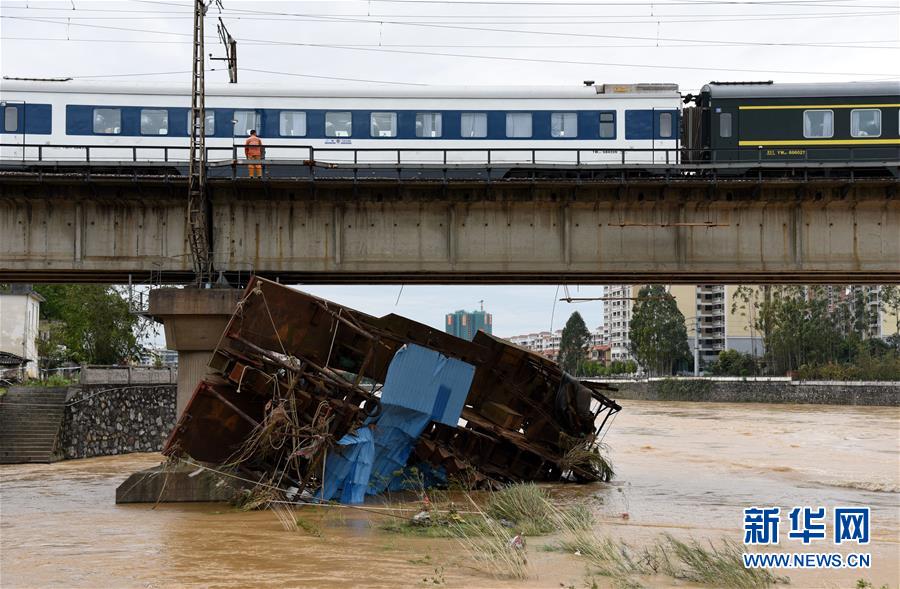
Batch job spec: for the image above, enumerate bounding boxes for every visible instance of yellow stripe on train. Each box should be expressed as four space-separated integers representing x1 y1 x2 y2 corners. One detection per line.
738 104 900 110
738 139 900 146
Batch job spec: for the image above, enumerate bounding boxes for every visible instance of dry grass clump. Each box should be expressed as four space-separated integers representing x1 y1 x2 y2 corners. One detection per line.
454 495 529 580
660 535 786 589
560 442 615 482
485 483 557 536
553 508 787 589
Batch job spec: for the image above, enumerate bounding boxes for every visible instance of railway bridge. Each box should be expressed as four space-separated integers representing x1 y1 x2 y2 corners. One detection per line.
3 147 899 409
1 146 899 284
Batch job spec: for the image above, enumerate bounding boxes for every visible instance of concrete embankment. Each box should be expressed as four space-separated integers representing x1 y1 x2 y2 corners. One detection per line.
603 378 899 406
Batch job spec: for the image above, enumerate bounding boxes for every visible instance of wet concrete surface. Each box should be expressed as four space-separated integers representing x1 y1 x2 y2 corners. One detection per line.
2 400 897 588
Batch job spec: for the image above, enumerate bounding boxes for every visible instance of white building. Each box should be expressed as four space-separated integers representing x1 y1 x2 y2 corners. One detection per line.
0 288 43 379
507 325 606 362
603 285 634 362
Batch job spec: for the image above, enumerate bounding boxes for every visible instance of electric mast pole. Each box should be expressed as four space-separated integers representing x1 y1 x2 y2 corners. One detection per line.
188 0 212 285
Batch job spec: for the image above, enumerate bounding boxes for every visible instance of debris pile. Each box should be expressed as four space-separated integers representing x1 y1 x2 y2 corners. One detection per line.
163 277 621 503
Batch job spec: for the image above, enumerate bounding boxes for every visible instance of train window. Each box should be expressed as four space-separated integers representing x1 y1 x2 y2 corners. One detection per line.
416 112 442 138
93 108 121 134
461 113 487 138
719 113 732 138
551 113 577 138
325 112 352 137
279 111 307 137
187 112 216 136
140 109 168 135
599 112 615 138
370 112 397 137
850 109 881 138
233 110 260 136
803 110 833 138
506 113 532 138
658 112 674 138
4 106 17 132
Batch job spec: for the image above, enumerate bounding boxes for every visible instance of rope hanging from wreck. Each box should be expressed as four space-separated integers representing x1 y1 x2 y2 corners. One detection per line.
597 410 620 445
255 282 289 357
324 308 342 369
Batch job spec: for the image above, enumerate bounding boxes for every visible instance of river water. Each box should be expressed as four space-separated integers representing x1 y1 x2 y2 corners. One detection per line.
2 400 897 588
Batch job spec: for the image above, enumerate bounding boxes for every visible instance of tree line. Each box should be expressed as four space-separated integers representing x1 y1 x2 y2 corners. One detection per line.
1 284 150 370
556 285 900 380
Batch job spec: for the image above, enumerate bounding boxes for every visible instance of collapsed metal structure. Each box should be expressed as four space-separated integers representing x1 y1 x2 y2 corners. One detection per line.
163 277 621 498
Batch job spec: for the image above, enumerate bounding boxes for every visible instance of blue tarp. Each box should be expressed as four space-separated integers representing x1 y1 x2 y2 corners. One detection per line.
319 427 375 504
378 344 476 427
319 344 475 503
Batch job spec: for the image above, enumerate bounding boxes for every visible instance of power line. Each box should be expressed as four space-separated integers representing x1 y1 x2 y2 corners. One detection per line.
244 40 900 77
365 0 900 6
1 15 194 37
6 8 900 23
5 36 897 50
241 67 429 85
253 13 900 48
6 14 896 50
75 69 193 78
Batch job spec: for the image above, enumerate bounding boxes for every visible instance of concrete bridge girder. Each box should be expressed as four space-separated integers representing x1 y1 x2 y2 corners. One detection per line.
1 180 898 282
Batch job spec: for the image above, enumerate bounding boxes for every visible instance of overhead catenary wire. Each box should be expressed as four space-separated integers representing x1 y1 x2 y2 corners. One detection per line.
131 0 900 8
243 41 900 77
6 13 897 50
339 0 900 6
7 7 900 24
114 4 900 50
2 22 894 77
6 36 898 51
3 2 897 80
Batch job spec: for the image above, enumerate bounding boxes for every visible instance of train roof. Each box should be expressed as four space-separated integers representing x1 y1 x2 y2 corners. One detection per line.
701 81 900 98
0 79 679 99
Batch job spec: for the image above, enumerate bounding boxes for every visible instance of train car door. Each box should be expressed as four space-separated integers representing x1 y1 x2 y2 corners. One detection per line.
1 100 25 161
652 108 677 164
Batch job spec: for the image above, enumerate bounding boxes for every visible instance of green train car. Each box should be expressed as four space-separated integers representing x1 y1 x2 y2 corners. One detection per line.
684 81 900 165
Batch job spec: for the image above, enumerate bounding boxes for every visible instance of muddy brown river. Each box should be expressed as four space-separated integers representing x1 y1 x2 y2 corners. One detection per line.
2 400 898 588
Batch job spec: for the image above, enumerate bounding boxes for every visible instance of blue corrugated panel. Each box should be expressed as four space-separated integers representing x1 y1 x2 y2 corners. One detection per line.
366 407 432 496
379 344 475 426
320 427 375 504
318 344 475 503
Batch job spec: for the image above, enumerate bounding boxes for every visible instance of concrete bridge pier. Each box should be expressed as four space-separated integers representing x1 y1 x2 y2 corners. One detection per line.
115 287 243 504
148 287 243 416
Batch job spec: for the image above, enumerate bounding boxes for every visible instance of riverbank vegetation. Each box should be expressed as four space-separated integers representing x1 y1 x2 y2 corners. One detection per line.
372 481 789 587
722 285 900 380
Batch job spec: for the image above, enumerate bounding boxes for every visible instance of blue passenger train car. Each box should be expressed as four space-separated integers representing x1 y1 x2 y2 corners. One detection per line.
0 79 682 167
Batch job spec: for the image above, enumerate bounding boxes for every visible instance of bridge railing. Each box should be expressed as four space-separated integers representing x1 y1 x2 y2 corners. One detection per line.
1 142 897 168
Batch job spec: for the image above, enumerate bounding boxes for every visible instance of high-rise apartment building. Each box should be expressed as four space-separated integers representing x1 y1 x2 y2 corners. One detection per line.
602 284 765 369
445 309 492 341
604 285 635 363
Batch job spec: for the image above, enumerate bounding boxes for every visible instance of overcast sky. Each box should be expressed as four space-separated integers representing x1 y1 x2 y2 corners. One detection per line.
2 0 898 339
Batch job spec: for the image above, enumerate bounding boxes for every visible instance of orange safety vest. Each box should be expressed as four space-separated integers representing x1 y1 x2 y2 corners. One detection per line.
244 135 262 158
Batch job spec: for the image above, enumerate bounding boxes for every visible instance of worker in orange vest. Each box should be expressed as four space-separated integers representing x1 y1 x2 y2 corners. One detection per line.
244 130 263 178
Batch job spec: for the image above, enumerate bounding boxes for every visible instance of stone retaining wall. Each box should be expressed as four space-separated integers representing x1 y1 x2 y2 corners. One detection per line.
610 379 899 406
58 384 177 459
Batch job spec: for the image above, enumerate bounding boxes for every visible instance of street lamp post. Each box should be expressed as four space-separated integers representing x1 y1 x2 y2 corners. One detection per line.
684 315 700 376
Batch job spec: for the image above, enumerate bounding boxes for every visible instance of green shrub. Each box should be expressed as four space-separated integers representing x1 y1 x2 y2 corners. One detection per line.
707 350 760 377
